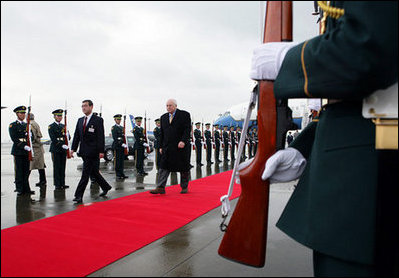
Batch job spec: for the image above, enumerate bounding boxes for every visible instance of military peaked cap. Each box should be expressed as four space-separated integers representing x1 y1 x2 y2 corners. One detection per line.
195 122 201 125
52 109 63 116
14 106 26 113
154 118 160 122
205 123 211 126
114 114 122 119
135 116 143 120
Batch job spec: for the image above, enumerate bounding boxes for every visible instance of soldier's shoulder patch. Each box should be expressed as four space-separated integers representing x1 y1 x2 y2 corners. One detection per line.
112 126 114 130
48 125 51 129
9 124 13 128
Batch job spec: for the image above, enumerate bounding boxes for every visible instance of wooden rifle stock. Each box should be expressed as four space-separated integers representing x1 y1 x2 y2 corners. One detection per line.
218 1 292 267
123 114 129 155
144 113 150 153
26 97 33 161
64 106 72 159
202 122 206 149
191 122 196 150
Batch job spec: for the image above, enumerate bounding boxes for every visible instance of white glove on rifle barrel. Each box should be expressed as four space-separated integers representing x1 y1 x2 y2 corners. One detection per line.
262 147 306 183
250 42 299 81
62 145 69 150
121 143 127 148
143 143 149 147
24 146 31 152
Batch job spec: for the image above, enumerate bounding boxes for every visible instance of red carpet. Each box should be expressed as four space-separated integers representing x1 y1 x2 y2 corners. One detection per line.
1 170 240 277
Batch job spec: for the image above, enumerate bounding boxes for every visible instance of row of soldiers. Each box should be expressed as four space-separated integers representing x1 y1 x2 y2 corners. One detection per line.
190 123 258 167
9 104 258 195
8 106 153 195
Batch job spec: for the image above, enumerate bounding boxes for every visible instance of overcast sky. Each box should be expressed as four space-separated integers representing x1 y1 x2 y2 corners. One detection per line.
1 1 319 142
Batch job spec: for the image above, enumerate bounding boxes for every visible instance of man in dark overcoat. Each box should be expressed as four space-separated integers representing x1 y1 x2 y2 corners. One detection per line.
149 99 191 194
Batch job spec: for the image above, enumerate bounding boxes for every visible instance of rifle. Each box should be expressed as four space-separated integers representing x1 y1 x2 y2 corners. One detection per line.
191 122 196 150
228 129 232 149
212 125 216 149
144 111 150 153
218 1 293 267
26 95 34 161
202 121 206 150
123 109 129 155
99 104 102 118
64 100 72 159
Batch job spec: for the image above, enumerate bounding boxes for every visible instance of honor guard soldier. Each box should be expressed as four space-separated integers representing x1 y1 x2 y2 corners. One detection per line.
153 118 161 170
230 126 236 161
194 122 203 166
252 127 258 156
133 116 148 176
9 106 34 195
48 109 70 189
213 124 222 163
250 1 398 276
111 114 128 179
222 125 229 162
204 123 213 164
236 126 246 161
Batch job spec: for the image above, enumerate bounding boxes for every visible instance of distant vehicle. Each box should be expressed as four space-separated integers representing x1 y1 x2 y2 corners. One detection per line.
103 135 154 162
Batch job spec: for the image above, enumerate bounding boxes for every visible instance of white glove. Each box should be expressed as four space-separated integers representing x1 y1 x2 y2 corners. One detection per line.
62 145 69 150
262 147 306 183
121 143 127 148
250 42 299 81
24 145 31 152
190 141 195 146
228 142 232 145
143 143 149 147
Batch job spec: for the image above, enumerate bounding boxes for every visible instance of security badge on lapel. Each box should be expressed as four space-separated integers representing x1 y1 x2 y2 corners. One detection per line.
88 125 95 133
363 82 398 150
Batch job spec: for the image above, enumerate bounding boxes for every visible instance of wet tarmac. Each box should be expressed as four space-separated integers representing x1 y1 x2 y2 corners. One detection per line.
1 143 313 276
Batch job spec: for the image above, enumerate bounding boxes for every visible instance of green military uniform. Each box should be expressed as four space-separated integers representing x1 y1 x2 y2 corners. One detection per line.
48 109 69 189
222 126 229 161
133 117 147 176
194 123 203 166
252 128 258 156
9 106 33 195
111 114 127 179
204 123 213 164
153 119 161 170
273 2 398 276
213 125 222 163
230 127 236 161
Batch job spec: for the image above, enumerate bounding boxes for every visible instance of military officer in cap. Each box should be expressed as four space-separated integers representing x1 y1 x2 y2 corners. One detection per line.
236 126 246 161
222 125 229 162
111 114 128 179
9 106 34 195
194 122 204 166
230 126 236 161
204 123 213 164
48 109 70 189
252 127 258 156
213 124 222 163
133 116 149 176
153 118 161 170
249 1 398 276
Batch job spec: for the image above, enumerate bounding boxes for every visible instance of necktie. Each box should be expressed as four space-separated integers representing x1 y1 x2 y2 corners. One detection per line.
83 117 87 132
169 114 173 124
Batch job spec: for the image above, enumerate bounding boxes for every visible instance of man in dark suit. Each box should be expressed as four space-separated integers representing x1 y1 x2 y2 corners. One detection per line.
71 100 112 203
149 99 191 194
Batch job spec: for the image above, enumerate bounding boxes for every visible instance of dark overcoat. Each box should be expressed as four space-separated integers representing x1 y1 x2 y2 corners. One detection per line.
159 109 191 172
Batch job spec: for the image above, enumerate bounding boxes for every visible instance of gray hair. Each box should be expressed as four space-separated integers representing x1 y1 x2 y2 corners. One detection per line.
167 99 177 106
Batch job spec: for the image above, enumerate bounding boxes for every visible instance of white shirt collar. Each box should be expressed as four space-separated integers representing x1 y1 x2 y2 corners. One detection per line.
84 113 93 123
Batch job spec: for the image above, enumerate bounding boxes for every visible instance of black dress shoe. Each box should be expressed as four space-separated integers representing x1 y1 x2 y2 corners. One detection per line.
149 187 165 194
122 175 129 178
73 197 83 203
62 185 70 189
36 181 46 187
99 187 111 197
180 188 188 194
29 191 35 195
